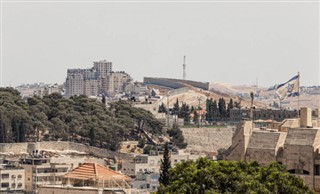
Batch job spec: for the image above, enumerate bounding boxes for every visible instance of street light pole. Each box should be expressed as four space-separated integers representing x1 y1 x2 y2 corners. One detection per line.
197 97 201 128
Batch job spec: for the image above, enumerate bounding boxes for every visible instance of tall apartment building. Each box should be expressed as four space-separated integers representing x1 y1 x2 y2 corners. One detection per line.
93 60 112 78
102 71 132 96
65 69 85 97
65 60 131 97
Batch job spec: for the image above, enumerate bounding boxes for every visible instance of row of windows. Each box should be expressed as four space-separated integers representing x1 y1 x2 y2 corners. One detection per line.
1 183 23 188
1 174 22 179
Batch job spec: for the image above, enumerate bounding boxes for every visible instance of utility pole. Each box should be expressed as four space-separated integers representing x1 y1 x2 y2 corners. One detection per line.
183 56 186 81
197 97 201 128
166 92 170 127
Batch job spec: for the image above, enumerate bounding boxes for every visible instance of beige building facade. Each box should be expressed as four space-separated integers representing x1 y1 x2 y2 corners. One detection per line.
226 107 320 192
66 60 131 97
0 166 25 193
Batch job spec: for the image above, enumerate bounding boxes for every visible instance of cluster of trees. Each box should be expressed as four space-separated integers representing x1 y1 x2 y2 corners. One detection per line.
158 157 314 194
0 88 163 151
159 97 241 124
205 98 241 122
159 99 193 124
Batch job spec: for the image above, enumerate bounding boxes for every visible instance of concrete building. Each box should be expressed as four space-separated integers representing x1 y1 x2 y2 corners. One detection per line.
122 150 204 191
84 79 99 97
65 60 131 97
20 157 71 193
102 71 132 96
65 69 85 97
93 60 112 78
226 107 320 192
229 108 299 122
0 164 25 193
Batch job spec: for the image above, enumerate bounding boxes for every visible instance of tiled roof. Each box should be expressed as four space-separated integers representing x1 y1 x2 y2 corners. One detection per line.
64 163 130 181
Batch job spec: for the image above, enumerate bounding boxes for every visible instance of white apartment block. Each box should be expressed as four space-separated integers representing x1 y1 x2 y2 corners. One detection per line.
65 60 132 97
122 151 203 176
65 69 85 97
21 157 71 193
84 79 99 97
93 60 112 78
0 165 25 192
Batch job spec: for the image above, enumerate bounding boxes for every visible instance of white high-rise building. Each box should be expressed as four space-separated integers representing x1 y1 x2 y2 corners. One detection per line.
65 69 85 97
65 60 131 97
93 60 112 78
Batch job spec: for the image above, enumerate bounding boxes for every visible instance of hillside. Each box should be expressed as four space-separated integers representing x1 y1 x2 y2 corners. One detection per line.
209 82 320 109
154 86 265 109
0 88 163 151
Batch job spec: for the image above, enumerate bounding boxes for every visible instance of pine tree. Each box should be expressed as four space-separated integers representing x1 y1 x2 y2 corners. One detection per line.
227 99 234 117
159 142 171 186
159 103 167 113
173 98 180 115
213 100 218 118
179 103 190 122
218 98 226 117
102 95 106 104
89 127 95 146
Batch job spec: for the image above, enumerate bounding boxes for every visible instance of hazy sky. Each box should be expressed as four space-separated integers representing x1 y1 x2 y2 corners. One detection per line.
1 0 319 87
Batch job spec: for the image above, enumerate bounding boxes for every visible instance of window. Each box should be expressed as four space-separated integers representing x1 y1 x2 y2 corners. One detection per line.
17 183 22 188
11 175 16 179
11 183 16 188
315 165 320 176
1 183 9 188
17 175 22 179
1 174 9 179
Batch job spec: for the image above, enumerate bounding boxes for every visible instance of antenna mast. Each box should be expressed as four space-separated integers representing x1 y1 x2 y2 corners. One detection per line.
183 55 186 80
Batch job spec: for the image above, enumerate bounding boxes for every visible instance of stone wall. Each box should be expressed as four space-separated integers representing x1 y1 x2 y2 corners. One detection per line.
0 142 29 153
143 77 209 90
0 141 134 161
226 120 253 161
181 127 235 153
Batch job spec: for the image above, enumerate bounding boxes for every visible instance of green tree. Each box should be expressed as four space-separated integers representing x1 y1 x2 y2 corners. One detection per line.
102 95 106 104
179 102 190 123
227 98 234 117
205 98 214 123
218 98 227 117
158 103 167 113
159 142 171 187
173 98 180 115
158 158 314 194
167 124 187 149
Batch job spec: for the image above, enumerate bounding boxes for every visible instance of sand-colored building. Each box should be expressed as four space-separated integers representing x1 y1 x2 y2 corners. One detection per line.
0 165 25 193
226 107 320 192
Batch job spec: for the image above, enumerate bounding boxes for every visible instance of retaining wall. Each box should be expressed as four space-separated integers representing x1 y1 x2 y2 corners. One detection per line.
0 141 134 160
